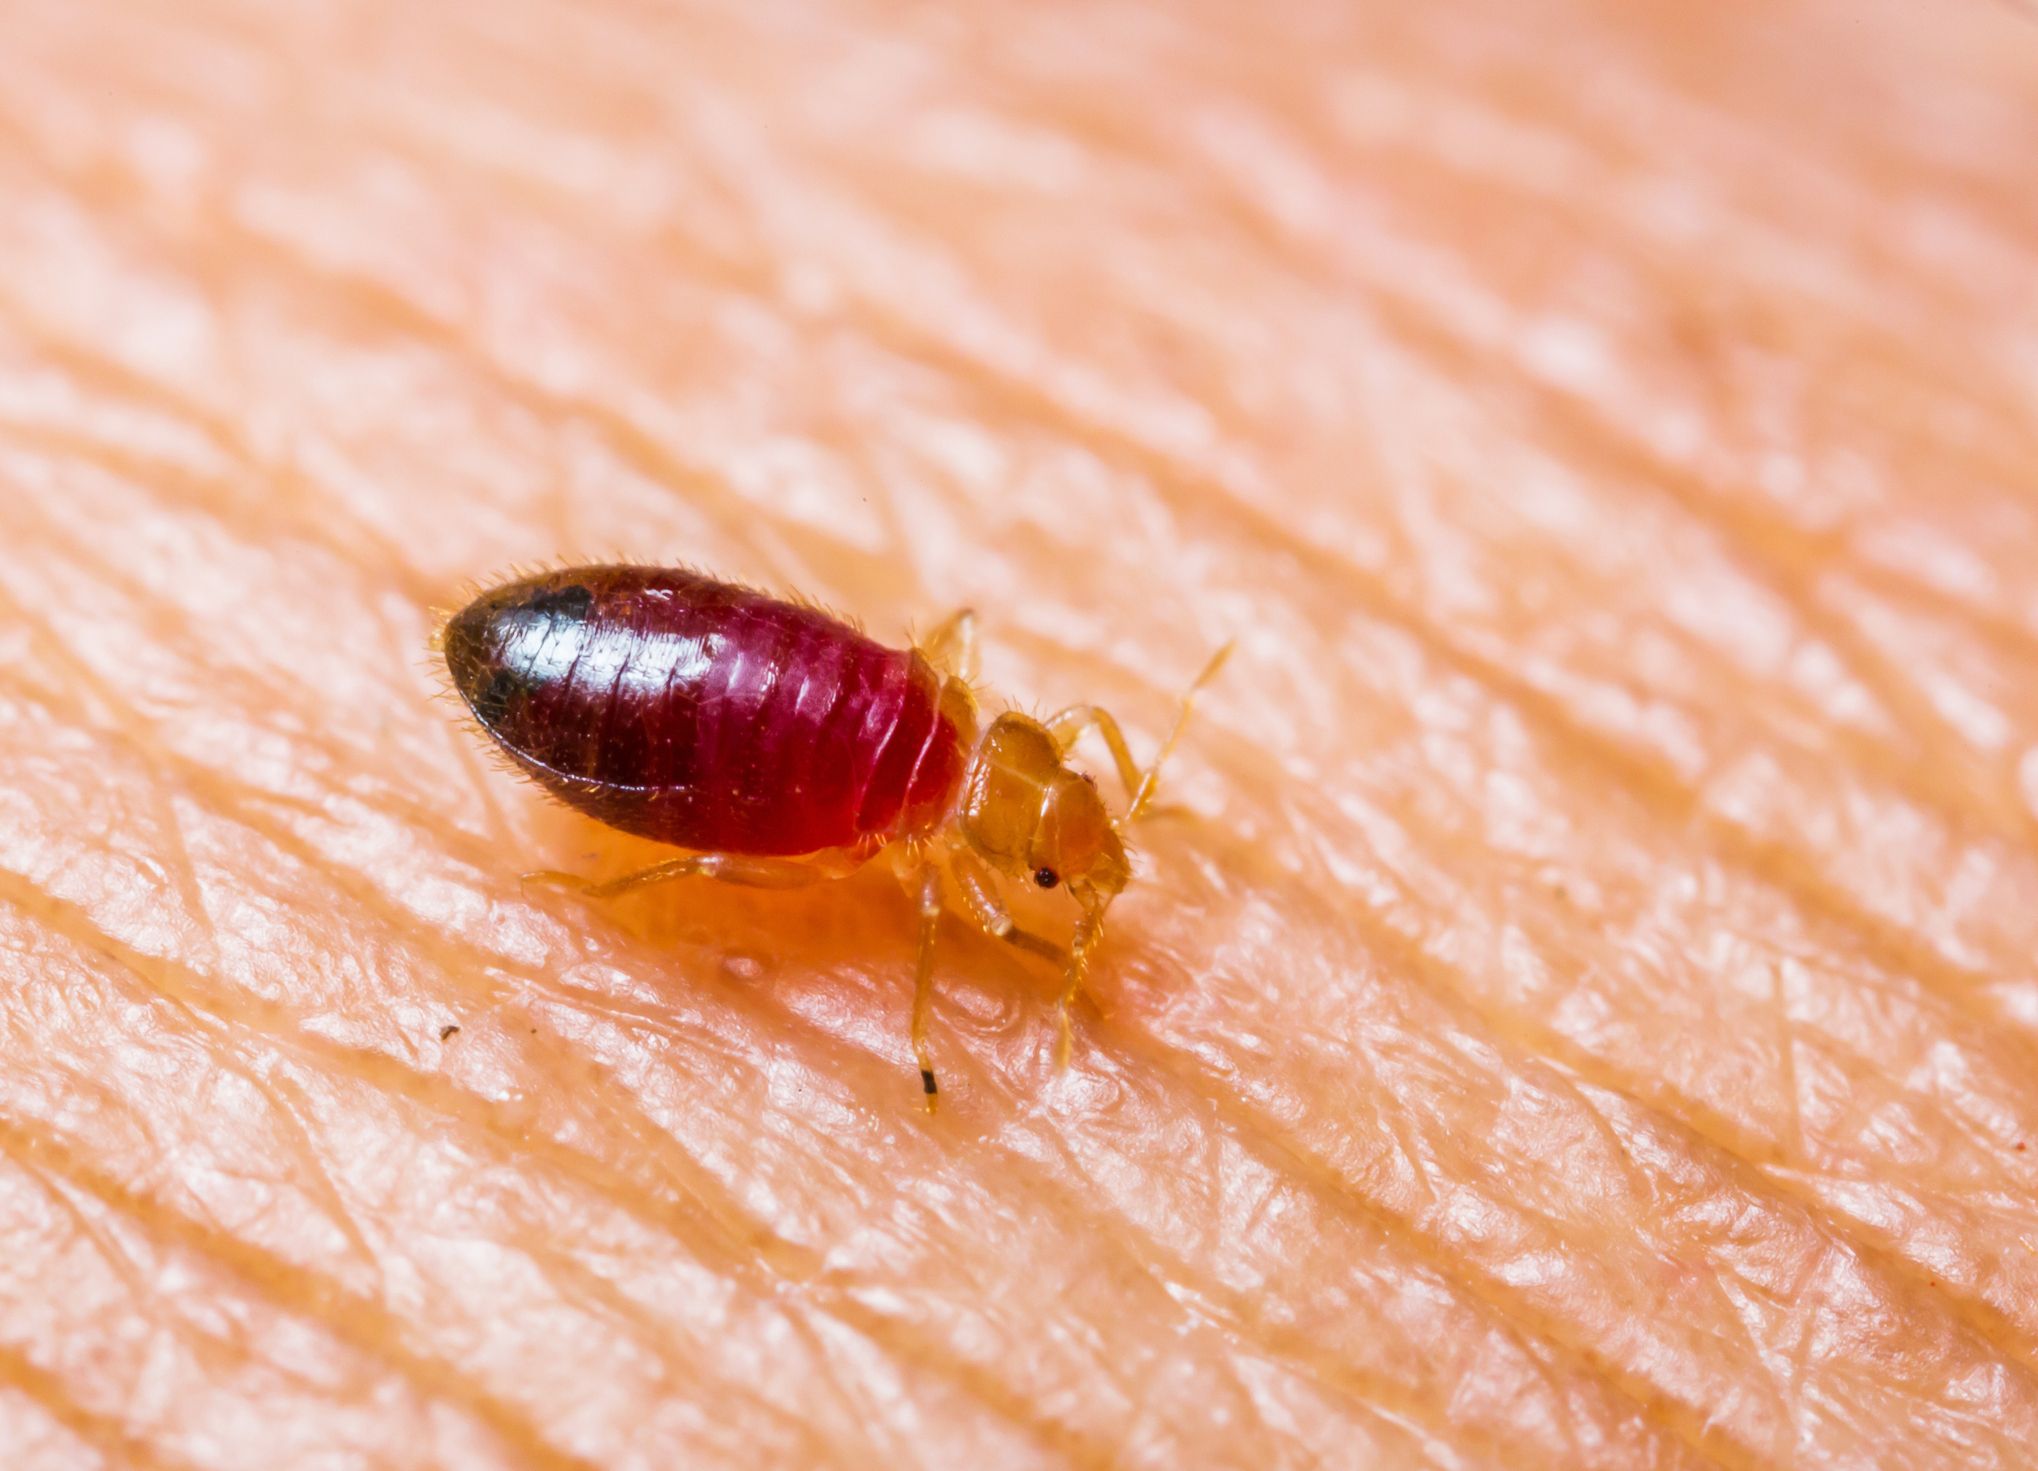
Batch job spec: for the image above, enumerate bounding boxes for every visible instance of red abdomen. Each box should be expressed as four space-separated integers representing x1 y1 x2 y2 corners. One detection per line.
442 566 971 856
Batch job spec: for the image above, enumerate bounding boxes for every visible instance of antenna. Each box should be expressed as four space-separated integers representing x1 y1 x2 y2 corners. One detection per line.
1125 641 1234 822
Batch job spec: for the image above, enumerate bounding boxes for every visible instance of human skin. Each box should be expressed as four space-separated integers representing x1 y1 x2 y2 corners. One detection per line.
1 0 2036 1466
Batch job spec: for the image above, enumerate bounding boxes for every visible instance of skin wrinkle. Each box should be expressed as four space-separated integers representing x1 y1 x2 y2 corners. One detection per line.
5 1 1218 603
0 1124 593 1471
814 191 2038 989
496 837 1688 1471
1489 984 2038 1378
3 0 2038 1458
1230 98 2038 533
965 1008 1707 1466
872 1281 1248 1468
0 898 895 1466
23 874 395 1291
0 823 1923 1442
1288 635 2038 1149
35 0 2021 668
770 1303 1100 1466
1116 884 2038 1458
0 75 765 590
838 1041 1663 1469
1110 1013 1765 1468
0 605 506 929
711 967 1579 1468
3 688 1540 1466
0 564 439 889
0 1343 196 1471
1488 365 2036 831
0 310 247 478
8 1133 374 1405
210 562 2038 1458
1316 776 2038 1352
808 1300 1144 1471
696 5 2021 566
509 1249 825 1460
11 436 2038 1458
1133 452 2038 1255
206 219 840 589
983 1137 1688 1471
2 35 1306 642
1342 324 2038 858
0 860 809 1296
717 7 2038 828
242 1061 385 1277
0 466 422 734
1255 474 2038 1054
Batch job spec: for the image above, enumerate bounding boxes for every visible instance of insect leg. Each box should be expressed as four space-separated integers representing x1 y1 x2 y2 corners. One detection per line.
1050 642 1234 819
949 849 1068 965
1043 705 1144 796
1056 902 1109 1070
1126 642 1234 820
523 852 842 900
919 607 979 682
911 865 945 1114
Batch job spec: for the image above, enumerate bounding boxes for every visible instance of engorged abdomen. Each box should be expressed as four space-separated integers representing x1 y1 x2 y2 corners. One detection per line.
441 566 969 856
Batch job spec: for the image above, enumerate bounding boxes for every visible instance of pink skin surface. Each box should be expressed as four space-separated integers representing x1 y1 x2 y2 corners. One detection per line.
1 0 2037 1469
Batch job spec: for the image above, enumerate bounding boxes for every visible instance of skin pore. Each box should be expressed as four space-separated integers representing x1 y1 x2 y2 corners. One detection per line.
2 0 2037 1468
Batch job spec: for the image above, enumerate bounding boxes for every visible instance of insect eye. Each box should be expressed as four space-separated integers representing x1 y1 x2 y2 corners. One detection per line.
1033 868 1060 889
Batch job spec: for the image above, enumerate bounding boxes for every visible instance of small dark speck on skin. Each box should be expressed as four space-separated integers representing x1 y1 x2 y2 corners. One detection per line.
2019 1142 2028 1152
440 1024 460 1041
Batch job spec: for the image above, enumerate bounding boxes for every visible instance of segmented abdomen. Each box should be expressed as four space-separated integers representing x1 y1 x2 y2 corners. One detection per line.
442 565 968 856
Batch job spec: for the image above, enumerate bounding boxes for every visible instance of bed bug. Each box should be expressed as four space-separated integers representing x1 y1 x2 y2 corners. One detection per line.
439 564 1227 1110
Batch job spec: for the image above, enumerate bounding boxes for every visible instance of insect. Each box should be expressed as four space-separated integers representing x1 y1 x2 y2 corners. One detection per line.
439 563 1226 1109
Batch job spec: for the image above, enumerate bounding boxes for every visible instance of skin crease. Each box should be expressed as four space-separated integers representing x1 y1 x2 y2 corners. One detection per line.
0 0 2036 1466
